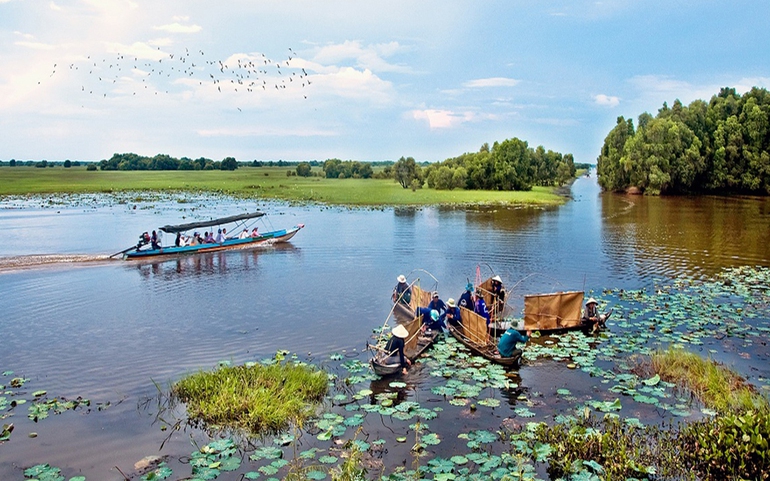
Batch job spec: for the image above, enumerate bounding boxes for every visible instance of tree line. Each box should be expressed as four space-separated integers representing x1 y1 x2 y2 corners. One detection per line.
97 153 239 171
597 87 770 195
387 139 576 191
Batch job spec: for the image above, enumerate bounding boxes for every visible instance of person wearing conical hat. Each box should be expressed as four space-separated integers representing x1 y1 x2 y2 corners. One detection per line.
583 297 605 334
441 298 462 327
384 324 411 375
392 274 412 306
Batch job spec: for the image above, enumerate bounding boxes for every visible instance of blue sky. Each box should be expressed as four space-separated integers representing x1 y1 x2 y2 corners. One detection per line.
2 0 769 163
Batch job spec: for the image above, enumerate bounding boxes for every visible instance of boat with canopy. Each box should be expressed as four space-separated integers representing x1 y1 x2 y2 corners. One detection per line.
117 211 303 260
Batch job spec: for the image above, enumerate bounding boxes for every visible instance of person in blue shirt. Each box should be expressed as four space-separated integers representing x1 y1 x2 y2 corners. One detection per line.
497 328 532 358
417 308 443 332
474 288 490 325
427 291 447 317
458 283 474 310
440 298 462 327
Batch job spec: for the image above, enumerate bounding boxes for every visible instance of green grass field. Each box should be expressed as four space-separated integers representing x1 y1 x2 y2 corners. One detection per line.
0 166 566 206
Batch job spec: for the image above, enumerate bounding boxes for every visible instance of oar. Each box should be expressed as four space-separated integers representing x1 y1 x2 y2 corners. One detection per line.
109 245 138 259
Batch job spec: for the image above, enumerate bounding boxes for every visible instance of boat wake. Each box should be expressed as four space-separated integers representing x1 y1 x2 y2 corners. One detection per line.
0 254 114 272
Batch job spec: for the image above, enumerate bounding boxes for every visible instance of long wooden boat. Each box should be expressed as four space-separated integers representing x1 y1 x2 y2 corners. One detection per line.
521 291 611 333
121 211 303 260
447 306 522 367
370 285 440 377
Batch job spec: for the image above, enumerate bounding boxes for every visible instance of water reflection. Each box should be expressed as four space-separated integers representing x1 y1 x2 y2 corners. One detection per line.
600 193 770 280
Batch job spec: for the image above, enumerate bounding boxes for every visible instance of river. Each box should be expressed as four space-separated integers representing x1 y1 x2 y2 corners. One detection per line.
0 173 768 479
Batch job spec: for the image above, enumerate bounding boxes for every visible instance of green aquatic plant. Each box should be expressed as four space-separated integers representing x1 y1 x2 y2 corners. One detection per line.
649 348 769 413
172 360 328 434
680 409 770 480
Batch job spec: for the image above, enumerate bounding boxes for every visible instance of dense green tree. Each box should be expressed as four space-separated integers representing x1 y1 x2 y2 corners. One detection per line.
221 157 238 171
597 86 770 194
393 156 423 189
63 160 72 168
296 162 312 177
9 159 16 167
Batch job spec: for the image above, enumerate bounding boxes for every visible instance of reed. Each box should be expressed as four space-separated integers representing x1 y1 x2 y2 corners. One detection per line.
650 348 769 413
171 362 328 435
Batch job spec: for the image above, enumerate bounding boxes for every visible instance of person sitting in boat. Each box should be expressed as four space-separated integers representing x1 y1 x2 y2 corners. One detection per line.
497 328 532 358
251 227 259 237
427 291 447 317
151 230 160 250
458 282 474 309
583 298 607 334
392 275 412 306
215 228 226 243
384 324 411 375
203 232 216 244
440 298 462 327
474 288 491 326
137 231 151 250
190 232 201 246
239 229 250 239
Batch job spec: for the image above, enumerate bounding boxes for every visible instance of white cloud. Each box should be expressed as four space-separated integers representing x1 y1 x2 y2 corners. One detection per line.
14 41 56 50
594 94 620 107
49 1 62 11
311 40 410 73
105 42 166 61
411 109 489 130
463 77 519 88
153 22 202 34
13 31 35 39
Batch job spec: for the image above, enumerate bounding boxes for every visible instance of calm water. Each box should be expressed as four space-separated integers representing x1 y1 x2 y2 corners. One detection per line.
1 174 769 479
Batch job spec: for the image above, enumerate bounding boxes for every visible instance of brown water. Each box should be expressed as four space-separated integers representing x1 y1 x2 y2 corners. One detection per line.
0 174 768 479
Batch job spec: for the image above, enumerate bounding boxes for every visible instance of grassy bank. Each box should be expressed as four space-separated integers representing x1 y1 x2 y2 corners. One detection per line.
171 361 328 434
0 166 565 206
650 348 768 412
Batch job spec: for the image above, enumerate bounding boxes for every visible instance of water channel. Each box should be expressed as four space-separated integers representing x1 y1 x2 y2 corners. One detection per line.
1 173 768 479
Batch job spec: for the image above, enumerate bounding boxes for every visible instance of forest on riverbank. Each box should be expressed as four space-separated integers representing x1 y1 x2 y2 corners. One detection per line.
597 87 770 195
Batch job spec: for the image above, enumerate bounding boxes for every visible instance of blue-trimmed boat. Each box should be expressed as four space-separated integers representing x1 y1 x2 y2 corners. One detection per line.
119 211 303 260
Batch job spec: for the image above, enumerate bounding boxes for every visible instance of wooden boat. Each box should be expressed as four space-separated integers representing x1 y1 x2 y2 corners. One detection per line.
447 306 522 367
370 285 440 377
120 211 303 260
521 291 610 333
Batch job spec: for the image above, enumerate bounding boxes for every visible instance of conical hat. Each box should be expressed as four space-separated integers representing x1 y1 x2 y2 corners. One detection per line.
586 297 598 305
392 324 409 338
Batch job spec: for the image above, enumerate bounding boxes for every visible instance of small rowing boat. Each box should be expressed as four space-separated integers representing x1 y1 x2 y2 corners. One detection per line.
370 283 440 377
117 212 303 260
447 306 522 367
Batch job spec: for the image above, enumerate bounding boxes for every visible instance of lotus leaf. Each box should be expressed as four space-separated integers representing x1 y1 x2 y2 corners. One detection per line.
249 446 282 461
421 433 441 445
319 455 337 464
306 471 326 480
428 457 454 473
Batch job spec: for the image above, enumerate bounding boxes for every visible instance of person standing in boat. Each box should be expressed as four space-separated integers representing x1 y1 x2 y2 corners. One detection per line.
458 282 474 309
474 287 491 326
489 275 506 317
175 232 182 247
497 328 532 358
151 230 160 250
440 298 462 327
384 324 411 375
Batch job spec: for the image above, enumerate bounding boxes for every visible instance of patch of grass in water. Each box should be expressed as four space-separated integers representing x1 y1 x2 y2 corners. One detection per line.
649 348 769 413
172 362 328 435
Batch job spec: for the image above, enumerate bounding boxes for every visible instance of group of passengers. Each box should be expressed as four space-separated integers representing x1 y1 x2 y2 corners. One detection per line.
164 227 260 247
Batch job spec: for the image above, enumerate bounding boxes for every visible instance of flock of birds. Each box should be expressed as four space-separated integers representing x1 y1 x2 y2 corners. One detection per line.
40 46 312 109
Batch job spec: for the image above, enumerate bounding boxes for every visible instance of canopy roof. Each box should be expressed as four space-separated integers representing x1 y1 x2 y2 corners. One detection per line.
159 212 265 234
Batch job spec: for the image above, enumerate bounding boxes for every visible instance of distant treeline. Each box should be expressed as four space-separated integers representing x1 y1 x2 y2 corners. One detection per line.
420 139 575 191
597 87 770 195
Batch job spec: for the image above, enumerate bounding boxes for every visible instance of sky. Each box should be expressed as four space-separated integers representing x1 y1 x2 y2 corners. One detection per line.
1 0 769 164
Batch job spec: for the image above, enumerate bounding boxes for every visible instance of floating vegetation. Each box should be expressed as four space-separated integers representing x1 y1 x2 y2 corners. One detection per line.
171 357 328 435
